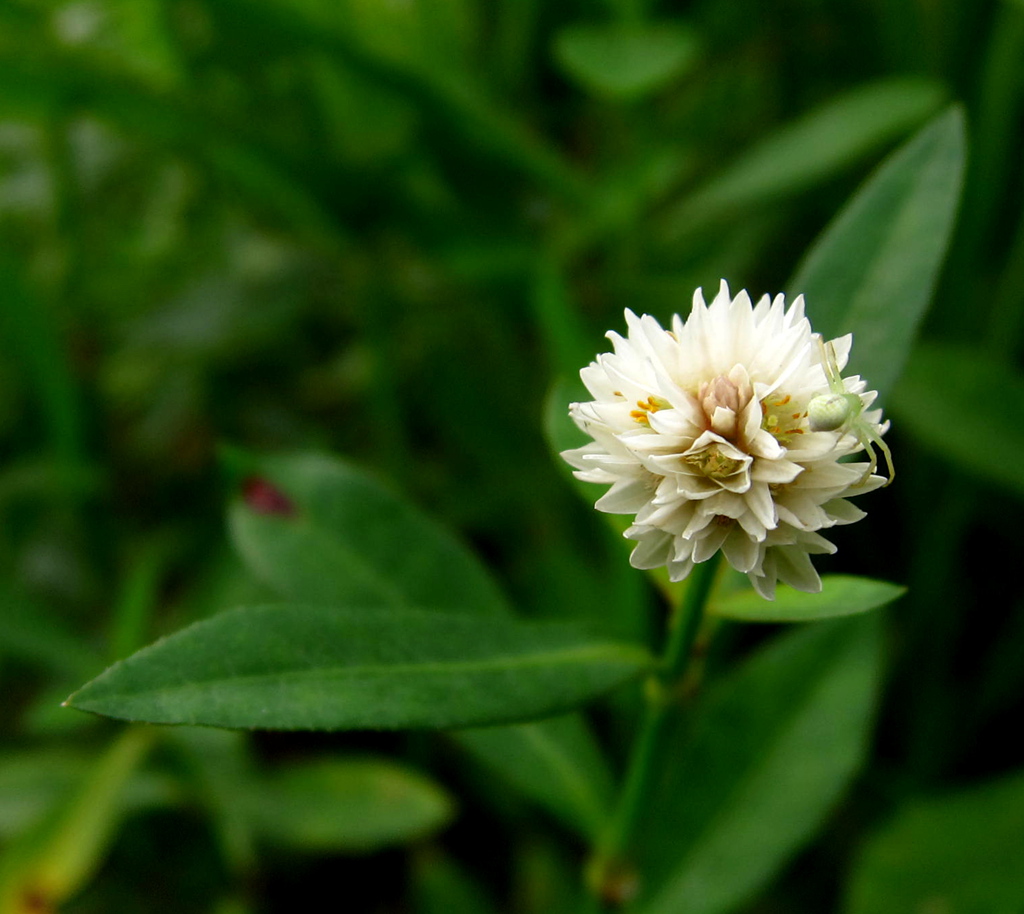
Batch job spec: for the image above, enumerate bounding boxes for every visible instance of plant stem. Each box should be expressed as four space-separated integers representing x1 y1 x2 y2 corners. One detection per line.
588 555 720 907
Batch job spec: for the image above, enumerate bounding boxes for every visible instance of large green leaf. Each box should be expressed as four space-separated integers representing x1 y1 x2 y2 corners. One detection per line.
890 342 1024 497
662 78 946 241
228 452 508 614
66 605 650 730
636 615 881 914
711 575 904 623
249 757 454 852
455 715 613 840
790 107 966 397
227 451 619 837
844 770 1024 914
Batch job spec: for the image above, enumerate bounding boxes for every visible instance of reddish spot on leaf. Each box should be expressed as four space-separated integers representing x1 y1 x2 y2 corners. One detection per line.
21 888 51 913
242 476 296 517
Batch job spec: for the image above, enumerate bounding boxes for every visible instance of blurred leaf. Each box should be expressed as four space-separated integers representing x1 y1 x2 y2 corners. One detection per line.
531 253 602 381
211 898 257 914
109 540 169 662
512 835 589 914
637 615 881 914
553 22 699 100
308 55 418 164
940 0 1024 338
791 106 966 397
0 751 94 841
711 575 904 623
0 586 101 679
206 0 585 198
49 0 184 89
343 0 478 73
228 452 509 614
455 715 613 839
250 757 454 852
844 770 1024 914
544 376 594 476
890 342 1024 496
0 42 338 238
0 727 154 914
662 78 946 240
169 728 258 875
0 749 174 839
0 255 85 472
413 850 500 914
66 605 651 730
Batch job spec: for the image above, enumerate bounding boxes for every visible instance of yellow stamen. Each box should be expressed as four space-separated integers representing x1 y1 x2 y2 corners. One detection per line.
631 395 669 425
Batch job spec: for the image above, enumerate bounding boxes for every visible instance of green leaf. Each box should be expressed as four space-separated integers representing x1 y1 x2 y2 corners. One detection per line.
228 452 509 615
250 757 454 853
637 615 881 914
0 728 155 913
711 575 904 623
790 106 966 397
890 342 1024 497
0 53 337 239
455 715 613 839
0 749 170 840
343 0 478 73
413 850 501 914
662 78 946 240
0 255 86 474
168 728 258 875
0 586 101 680
0 753 88 840
553 22 699 100
58 0 185 90
511 835 589 914
844 770 1024 914
227 451 618 838
66 605 651 730
203 0 585 199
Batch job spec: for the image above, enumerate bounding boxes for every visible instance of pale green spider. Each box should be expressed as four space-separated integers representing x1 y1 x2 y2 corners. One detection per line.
806 335 895 487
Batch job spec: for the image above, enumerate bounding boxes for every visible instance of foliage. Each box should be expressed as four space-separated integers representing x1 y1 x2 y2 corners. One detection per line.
1 0 1023 912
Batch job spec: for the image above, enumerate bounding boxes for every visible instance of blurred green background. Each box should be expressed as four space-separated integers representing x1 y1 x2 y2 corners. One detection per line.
2 0 1024 911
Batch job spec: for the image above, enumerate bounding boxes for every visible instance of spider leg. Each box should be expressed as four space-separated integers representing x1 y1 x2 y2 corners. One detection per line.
851 423 894 487
821 337 846 394
815 336 836 390
854 429 878 485
866 424 895 486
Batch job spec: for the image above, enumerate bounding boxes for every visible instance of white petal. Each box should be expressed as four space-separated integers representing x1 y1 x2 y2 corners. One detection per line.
721 527 761 573
627 530 673 569
595 479 654 514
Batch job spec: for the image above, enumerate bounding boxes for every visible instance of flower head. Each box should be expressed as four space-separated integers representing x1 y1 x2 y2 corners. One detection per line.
562 281 890 600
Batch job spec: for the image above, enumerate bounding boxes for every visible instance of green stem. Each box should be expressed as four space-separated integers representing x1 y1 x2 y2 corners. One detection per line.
589 555 720 907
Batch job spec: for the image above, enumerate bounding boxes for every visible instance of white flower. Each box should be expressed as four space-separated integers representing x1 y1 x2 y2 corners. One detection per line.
561 280 890 600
